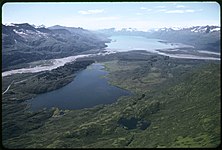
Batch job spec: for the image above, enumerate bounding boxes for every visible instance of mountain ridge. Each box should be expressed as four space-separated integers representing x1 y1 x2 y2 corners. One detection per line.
97 25 220 33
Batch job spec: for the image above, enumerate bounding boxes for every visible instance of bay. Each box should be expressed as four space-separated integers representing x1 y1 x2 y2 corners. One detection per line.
105 35 184 52
105 35 220 60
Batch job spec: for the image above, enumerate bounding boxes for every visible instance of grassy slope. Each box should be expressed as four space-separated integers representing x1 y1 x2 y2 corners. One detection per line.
102 59 220 148
129 63 221 148
2 56 220 148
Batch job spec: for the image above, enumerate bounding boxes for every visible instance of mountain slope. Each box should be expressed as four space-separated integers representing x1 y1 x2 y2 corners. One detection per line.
2 23 109 71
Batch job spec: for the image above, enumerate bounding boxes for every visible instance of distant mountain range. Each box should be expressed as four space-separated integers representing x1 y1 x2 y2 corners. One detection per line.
150 26 220 33
97 25 220 52
98 25 220 34
2 23 109 71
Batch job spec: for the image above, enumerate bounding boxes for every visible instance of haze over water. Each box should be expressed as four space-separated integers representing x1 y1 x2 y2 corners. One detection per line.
106 35 220 60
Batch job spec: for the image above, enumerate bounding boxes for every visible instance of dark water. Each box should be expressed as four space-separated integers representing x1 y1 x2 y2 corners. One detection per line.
30 63 131 111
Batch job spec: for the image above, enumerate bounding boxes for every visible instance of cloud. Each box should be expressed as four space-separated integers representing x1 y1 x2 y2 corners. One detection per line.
139 7 152 13
165 9 202 13
155 6 166 8
78 9 104 15
95 16 120 21
165 10 184 13
171 2 180 5
136 13 143 15
157 9 167 12
140 7 147 10
176 5 185 8
185 9 195 13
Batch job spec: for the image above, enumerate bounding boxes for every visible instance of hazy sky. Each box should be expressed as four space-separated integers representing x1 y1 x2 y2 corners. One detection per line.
2 2 220 31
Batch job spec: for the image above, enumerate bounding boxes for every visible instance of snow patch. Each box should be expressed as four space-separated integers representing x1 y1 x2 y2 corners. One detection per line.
5 23 18 27
210 27 220 32
13 29 28 35
36 30 47 36
171 27 182 30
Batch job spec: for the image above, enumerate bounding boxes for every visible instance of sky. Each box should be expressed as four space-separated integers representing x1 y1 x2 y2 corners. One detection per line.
2 2 220 31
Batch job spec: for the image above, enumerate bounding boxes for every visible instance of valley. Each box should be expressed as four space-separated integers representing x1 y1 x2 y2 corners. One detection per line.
2 23 110 71
2 49 220 148
1 22 221 148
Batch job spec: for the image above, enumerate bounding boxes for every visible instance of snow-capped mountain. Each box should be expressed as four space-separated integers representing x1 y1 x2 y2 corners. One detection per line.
31 24 46 28
120 28 138 32
3 23 51 39
99 25 220 34
12 24 50 39
153 25 220 33
148 26 220 52
188 26 220 33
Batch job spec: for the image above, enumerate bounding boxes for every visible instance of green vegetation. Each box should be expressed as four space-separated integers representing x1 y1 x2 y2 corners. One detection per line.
2 60 94 94
2 52 220 148
2 60 94 141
